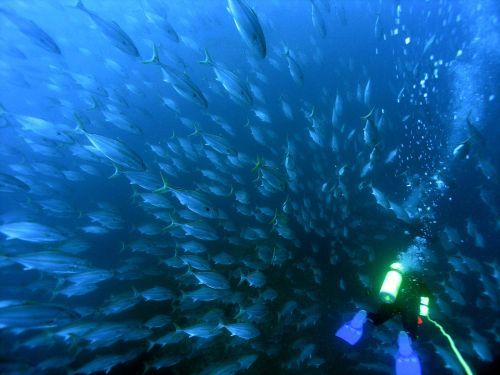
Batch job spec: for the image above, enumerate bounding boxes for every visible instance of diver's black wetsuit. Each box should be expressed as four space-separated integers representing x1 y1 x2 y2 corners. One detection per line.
368 272 431 340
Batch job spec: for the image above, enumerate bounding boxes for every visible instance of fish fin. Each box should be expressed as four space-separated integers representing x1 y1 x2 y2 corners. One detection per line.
188 123 201 137
146 340 157 352
154 172 169 193
173 322 181 332
237 270 246 286
306 106 315 119
179 264 193 279
48 289 58 302
243 118 250 128
130 186 139 200
269 208 278 225
462 137 472 144
142 363 151 375
120 241 126 252
161 68 177 87
68 334 80 353
73 112 87 133
199 48 213 65
283 46 289 57
234 306 244 319
142 43 161 65
109 164 121 179
132 286 139 298
162 222 174 231
74 0 85 11
251 155 263 173
271 246 277 266
88 96 99 110
360 106 375 120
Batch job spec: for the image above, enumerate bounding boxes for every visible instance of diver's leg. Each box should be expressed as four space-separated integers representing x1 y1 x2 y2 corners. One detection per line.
367 303 396 326
335 310 368 345
395 331 421 375
401 309 419 340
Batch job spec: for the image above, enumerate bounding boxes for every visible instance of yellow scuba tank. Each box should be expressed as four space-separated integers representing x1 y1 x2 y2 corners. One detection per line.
379 262 404 303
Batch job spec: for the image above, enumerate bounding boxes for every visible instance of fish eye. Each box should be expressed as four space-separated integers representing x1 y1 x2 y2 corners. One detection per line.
205 207 210 211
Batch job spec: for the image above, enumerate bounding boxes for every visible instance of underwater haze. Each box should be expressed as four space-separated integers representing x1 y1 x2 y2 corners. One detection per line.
0 0 499 374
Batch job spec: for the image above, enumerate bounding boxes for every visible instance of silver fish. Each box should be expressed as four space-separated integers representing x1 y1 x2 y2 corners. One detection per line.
0 8 61 54
76 116 146 174
12 251 91 274
283 48 304 86
143 45 208 108
0 222 66 243
200 50 253 106
0 303 78 329
227 0 266 58
75 0 139 57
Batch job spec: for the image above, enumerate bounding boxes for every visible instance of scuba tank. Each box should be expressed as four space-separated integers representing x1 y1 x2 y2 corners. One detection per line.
379 262 404 303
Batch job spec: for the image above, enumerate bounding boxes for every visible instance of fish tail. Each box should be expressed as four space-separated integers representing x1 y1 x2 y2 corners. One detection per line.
251 155 263 173
75 0 86 11
132 286 139 299
162 212 176 230
130 186 139 199
73 112 86 133
154 172 169 193
47 288 57 301
360 106 375 120
234 306 244 319
68 334 80 353
109 164 121 179
237 270 246 286
88 96 99 110
146 340 156 352
179 264 192 279
199 48 213 65
173 322 181 332
269 209 278 225
188 123 201 137
306 106 315 119
142 43 161 65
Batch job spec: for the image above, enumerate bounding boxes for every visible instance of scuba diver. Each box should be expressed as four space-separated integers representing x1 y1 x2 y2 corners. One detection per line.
335 262 431 375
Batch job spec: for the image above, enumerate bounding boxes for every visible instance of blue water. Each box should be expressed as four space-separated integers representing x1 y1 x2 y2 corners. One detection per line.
0 0 498 374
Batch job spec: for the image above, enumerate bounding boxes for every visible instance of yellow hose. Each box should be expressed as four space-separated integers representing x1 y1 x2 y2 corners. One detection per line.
426 315 474 375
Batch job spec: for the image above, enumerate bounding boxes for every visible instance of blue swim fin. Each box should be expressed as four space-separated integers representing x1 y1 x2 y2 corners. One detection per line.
335 310 367 346
395 331 421 375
